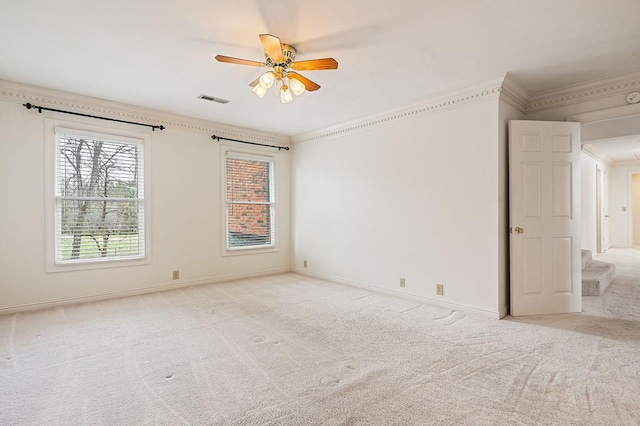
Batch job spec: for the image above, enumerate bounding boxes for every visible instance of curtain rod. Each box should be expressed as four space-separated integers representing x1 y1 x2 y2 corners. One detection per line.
211 135 290 151
23 103 165 131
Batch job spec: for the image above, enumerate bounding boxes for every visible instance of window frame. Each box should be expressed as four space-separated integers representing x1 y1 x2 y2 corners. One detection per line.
45 119 152 272
221 147 277 256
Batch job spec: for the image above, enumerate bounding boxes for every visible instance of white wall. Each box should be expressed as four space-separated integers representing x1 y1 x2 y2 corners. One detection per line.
609 162 640 247
3 73 637 317
0 85 291 312
580 152 610 254
581 114 640 142
292 96 504 317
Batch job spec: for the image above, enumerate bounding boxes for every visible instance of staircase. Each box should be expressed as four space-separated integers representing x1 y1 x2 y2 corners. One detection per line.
581 250 616 296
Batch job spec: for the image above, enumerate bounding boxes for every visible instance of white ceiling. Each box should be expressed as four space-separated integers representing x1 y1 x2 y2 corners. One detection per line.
585 135 640 163
2 0 640 136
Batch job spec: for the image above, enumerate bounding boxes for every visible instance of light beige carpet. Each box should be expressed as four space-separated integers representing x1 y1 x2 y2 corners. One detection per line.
1 268 640 425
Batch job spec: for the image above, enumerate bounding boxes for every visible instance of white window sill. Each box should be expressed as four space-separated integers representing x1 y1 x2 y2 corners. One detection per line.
221 245 278 257
46 256 151 273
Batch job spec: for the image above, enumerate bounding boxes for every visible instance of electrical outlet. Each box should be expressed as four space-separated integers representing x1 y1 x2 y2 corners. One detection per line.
436 283 444 296
172 270 180 280
303 260 308 268
400 278 406 288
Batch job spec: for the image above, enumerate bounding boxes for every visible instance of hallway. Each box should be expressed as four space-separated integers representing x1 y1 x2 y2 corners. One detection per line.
583 248 640 320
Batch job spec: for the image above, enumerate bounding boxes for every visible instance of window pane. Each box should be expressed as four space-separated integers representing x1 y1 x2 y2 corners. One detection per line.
58 199 141 260
55 134 144 264
226 158 271 203
58 137 140 198
225 154 275 249
227 203 272 248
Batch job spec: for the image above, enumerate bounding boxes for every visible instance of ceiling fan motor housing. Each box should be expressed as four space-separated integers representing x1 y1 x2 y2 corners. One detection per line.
265 44 297 68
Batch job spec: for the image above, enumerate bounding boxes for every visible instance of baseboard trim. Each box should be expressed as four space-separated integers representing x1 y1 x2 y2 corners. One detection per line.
292 268 502 319
0 268 291 315
498 306 509 319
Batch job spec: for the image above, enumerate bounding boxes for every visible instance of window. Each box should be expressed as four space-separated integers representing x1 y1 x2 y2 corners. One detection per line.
53 129 146 264
225 152 275 250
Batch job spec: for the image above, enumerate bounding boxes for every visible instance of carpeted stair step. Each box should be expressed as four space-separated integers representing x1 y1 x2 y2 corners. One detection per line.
581 249 592 270
582 260 616 296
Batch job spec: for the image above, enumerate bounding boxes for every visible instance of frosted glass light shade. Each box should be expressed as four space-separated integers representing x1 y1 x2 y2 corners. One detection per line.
259 71 275 89
252 84 268 99
280 85 293 103
289 77 305 96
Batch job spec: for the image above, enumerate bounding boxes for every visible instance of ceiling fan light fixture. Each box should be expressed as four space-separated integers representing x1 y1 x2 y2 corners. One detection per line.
280 85 293 104
259 71 276 89
216 34 337 104
289 77 305 96
252 84 268 99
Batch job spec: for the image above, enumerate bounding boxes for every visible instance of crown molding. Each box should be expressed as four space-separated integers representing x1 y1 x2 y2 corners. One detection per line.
291 71 640 145
0 79 291 146
500 73 529 113
524 70 640 114
291 70 640 146
6 67 640 149
292 76 505 144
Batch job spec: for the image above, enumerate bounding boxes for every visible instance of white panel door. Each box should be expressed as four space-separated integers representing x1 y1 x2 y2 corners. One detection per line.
509 120 581 316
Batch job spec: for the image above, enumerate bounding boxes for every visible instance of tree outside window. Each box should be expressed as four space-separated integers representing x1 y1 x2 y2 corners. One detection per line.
56 135 144 263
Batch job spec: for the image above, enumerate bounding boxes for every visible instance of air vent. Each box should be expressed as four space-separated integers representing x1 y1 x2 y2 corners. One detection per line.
198 94 230 104
634 152 640 161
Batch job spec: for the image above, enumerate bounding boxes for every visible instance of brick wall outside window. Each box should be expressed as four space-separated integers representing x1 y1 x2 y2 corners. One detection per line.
226 157 273 247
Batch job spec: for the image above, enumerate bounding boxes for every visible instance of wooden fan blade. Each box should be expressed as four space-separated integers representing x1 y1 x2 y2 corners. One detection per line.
291 58 338 71
259 34 284 62
288 72 320 92
249 77 260 87
215 55 265 67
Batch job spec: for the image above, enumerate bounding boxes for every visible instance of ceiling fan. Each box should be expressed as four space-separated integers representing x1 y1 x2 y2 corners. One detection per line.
215 34 338 103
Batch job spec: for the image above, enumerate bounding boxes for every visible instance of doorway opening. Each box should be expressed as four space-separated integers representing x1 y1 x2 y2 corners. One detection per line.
579 132 640 315
631 172 640 248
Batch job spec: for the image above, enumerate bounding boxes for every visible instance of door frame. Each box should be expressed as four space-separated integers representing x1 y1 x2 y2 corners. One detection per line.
506 106 640 317
596 165 602 253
